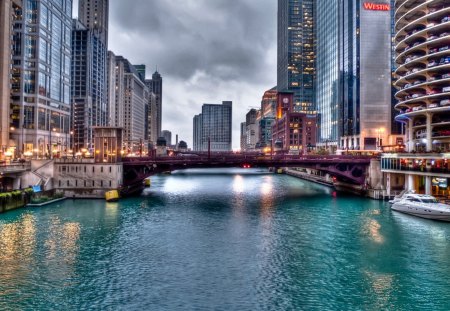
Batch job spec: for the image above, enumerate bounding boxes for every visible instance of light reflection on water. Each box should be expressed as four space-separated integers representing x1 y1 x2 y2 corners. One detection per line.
0 168 450 310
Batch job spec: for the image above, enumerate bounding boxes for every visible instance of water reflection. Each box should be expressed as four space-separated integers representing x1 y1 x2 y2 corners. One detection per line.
1 170 450 310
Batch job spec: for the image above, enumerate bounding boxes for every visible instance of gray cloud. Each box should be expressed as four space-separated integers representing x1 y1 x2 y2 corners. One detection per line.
77 0 277 148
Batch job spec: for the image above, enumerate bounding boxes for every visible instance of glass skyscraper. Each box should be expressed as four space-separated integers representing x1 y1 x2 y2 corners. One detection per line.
277 0 316 114
10 0 72 157
315 0 393 151
316 0 340 147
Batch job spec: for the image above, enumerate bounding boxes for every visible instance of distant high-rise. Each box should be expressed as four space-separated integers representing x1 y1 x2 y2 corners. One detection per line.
240 122 247 152
78 0 109 45
193 114 203 151
193 102 232 152
245 109 259 151
146 71 162 138
277 0 316 114
161 130 172 146
9 0 73 157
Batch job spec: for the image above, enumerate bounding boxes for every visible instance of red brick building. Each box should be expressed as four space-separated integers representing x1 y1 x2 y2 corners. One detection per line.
272 91 317 154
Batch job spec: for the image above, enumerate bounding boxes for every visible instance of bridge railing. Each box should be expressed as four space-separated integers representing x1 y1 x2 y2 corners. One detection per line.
122 154 376 164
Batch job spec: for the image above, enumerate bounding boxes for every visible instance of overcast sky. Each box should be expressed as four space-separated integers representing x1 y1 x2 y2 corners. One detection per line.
74 0 277 149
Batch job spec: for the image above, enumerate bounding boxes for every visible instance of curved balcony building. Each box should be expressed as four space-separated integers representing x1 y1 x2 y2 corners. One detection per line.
394 0 450 152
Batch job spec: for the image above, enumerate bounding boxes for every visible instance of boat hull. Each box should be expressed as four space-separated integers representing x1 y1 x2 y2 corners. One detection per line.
391 205 450 221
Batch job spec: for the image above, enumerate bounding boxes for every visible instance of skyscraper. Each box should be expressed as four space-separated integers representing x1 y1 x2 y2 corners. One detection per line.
245 109 259 151
71 19 108 151
112 56 147 153
10 0 73 157
0 0 17 156
192 101 232 152
316 0 394 151
240 122 247 152
146 71 162 138
315 0 339 148
72 0 108 152
193 114 203 151
277 0 315 114
78 0 109 45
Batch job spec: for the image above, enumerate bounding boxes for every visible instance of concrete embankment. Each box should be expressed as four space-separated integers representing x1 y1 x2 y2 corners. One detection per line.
284 168 334 187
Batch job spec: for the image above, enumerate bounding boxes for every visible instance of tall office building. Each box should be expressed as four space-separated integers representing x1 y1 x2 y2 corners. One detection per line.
0 0 18 156
245 109 259 151
240 122 247 152
192 101 232 152
316 0 394 151
71 19 108 151
339 0 392 150
71 0 108 152
277 0 315 113
112 56 147 153
193 114 203 151
146 71 162 138
315 0 340 148
9 0 72 157
78 0 108 45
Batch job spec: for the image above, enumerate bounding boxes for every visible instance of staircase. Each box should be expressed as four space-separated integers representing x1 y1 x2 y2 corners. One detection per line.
31 160 54 190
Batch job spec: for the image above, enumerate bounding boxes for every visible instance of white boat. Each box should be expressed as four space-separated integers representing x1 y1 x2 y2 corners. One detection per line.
391 193 450 221
389 189 415 204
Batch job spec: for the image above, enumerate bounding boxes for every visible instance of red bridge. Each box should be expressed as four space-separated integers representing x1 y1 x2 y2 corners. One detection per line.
121 154 376 195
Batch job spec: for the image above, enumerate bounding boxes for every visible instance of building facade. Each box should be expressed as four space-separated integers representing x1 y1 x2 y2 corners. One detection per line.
71 19 108 152
240 122 246 152
161 130 172 146
0 0 18 157
277 0 315 113
192 101 232 152
315 0 394 151
112 56 147 153
382 0 450 197
245 109 259 151
146 71 162 138
340 0 393 151
315 0 340 148
144 81 158 145
193 114 203 151
10 0 73 158
78 0 108 45
272 92 317 153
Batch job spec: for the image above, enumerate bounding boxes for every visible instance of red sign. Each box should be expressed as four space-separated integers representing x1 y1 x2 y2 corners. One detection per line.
363 2 390 11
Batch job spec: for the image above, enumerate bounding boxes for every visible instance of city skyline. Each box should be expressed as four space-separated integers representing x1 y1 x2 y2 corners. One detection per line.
73 0 277 149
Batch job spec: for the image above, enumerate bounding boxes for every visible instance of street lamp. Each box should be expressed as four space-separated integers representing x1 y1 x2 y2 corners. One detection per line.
70 130 74 154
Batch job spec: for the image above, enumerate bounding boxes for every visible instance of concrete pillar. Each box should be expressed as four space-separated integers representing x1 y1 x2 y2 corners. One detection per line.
386 173 391 197
407 174 415 191
407 121 414 152
426 113 432 152
425 176 432 195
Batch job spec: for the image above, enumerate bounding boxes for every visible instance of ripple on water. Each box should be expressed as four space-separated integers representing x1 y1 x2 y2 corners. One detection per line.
0 170 450 310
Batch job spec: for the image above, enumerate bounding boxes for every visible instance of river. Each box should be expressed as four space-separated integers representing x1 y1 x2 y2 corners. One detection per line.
0 168 450 310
